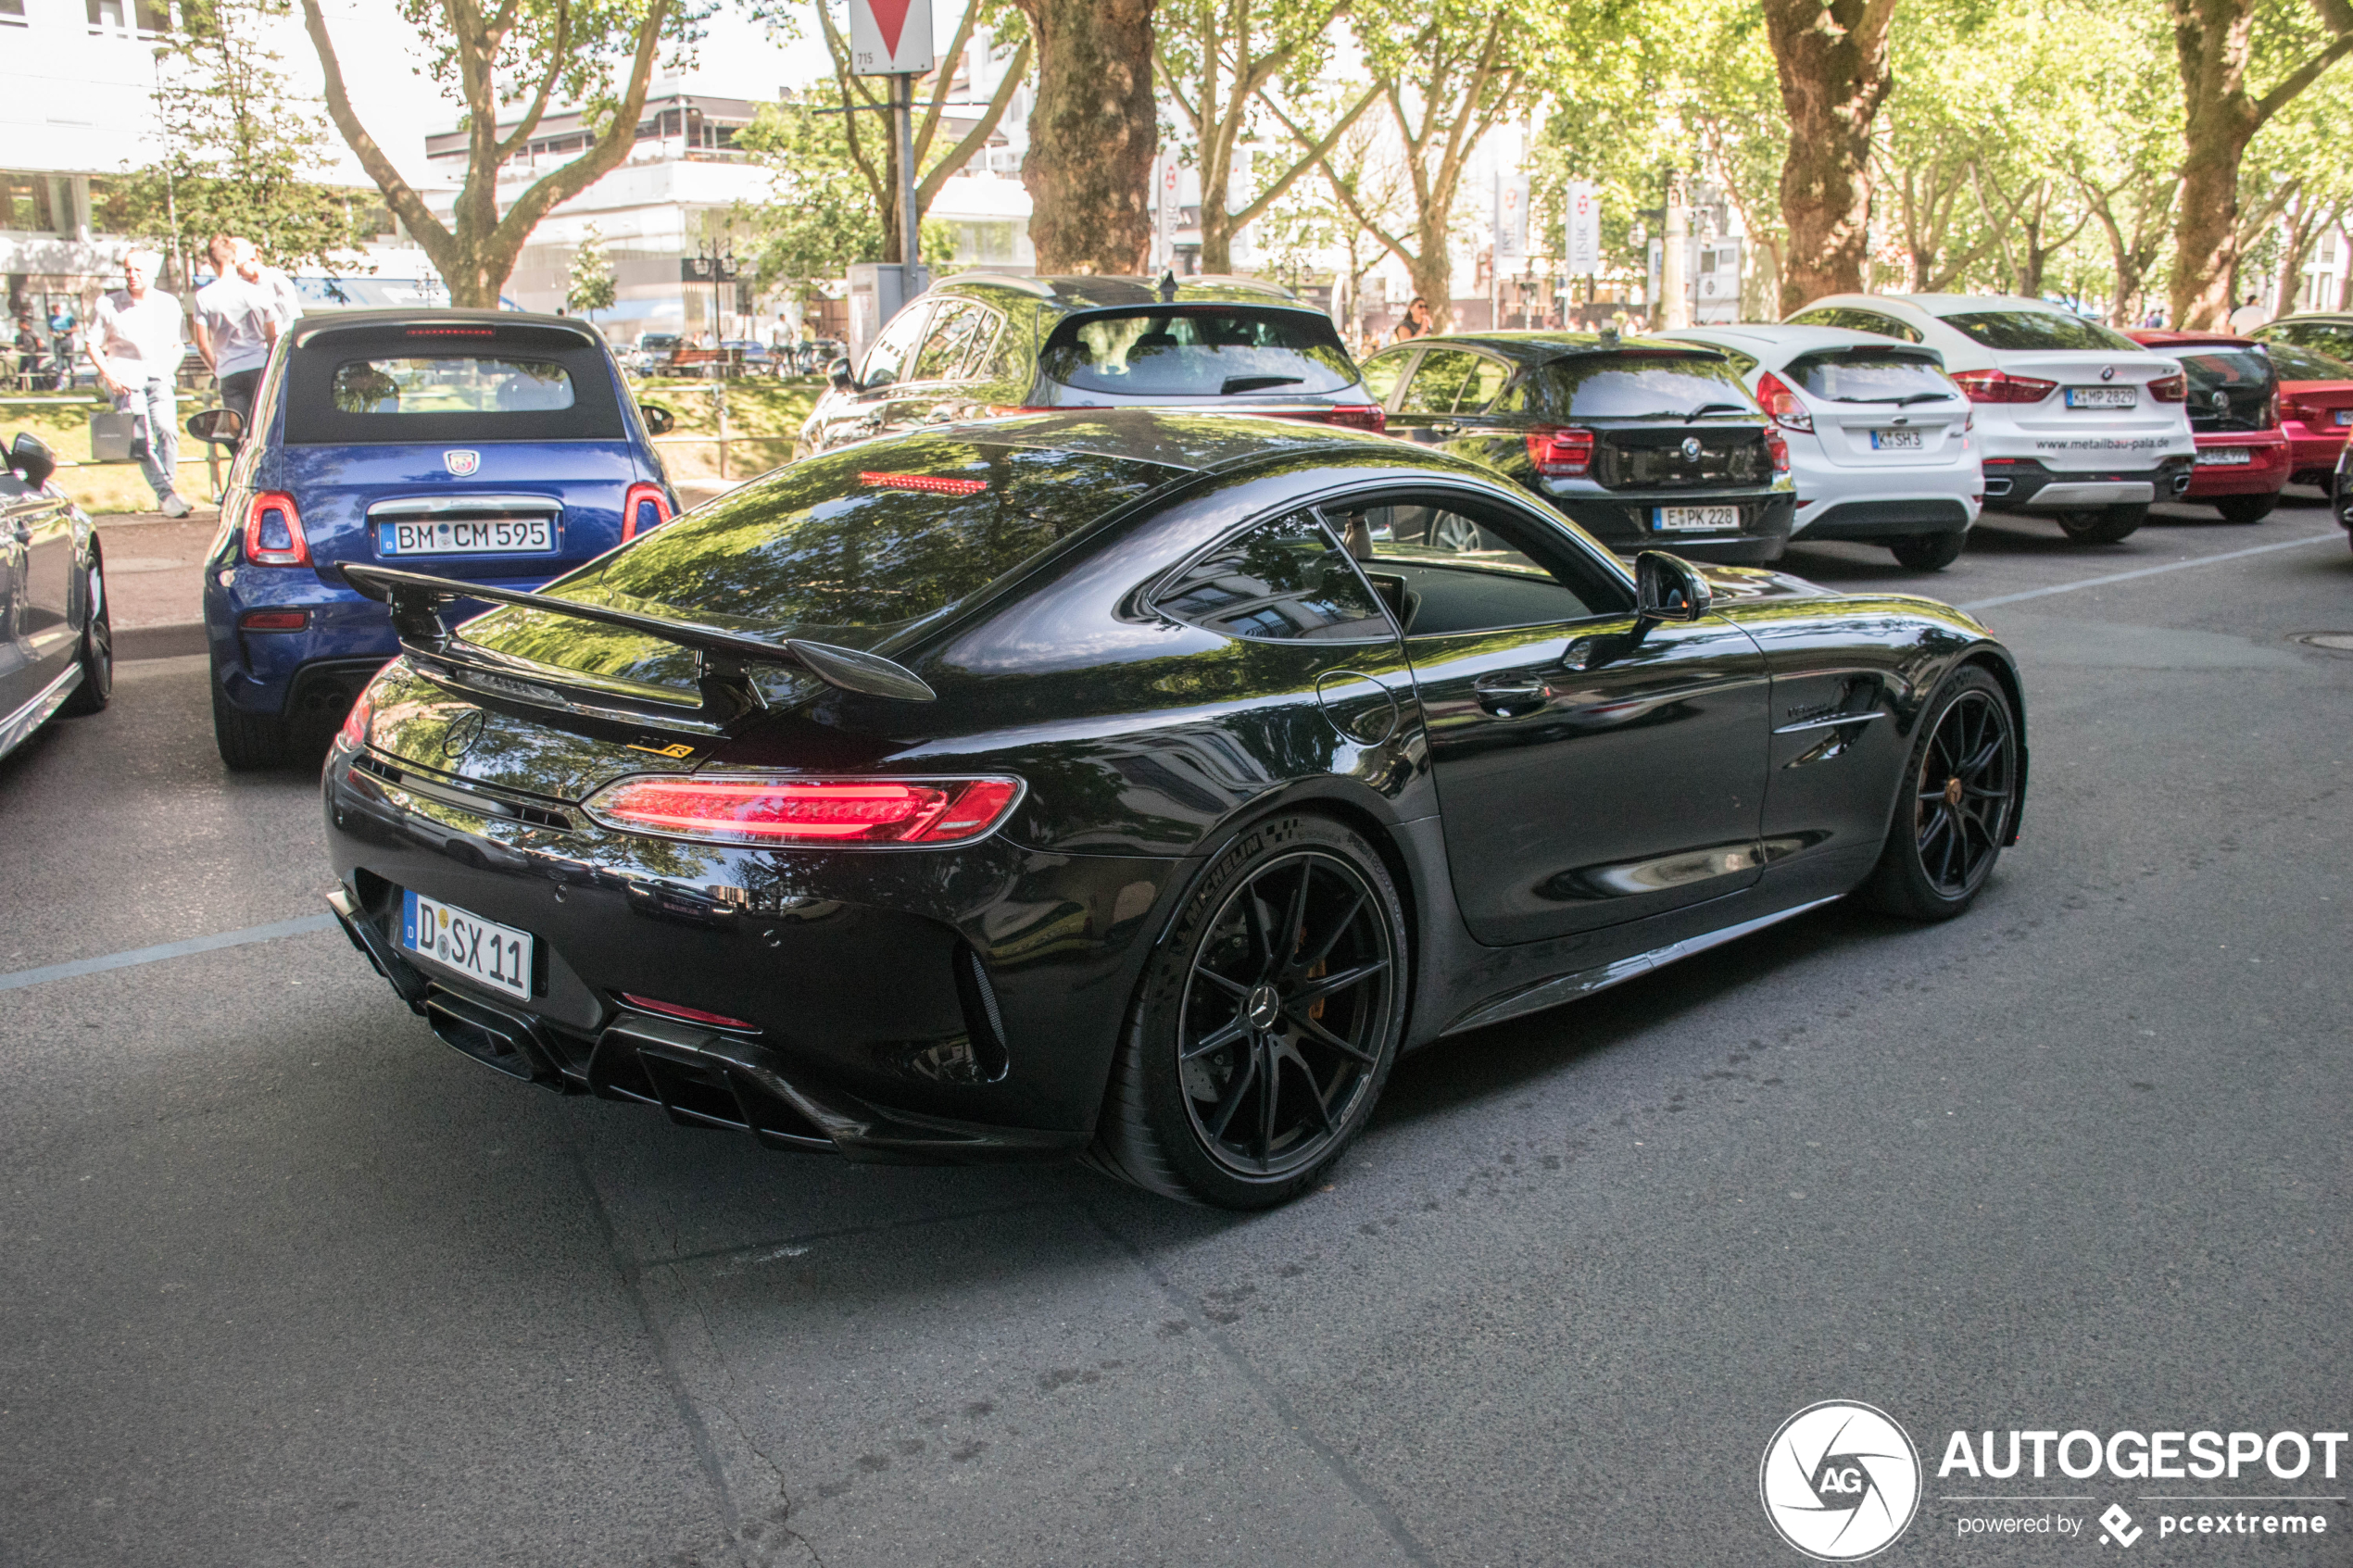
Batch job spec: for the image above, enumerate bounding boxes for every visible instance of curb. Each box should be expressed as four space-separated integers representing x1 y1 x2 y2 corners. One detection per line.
118 622 208 661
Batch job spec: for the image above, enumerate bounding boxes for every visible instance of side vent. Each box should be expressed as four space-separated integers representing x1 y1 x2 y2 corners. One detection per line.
952 943 1011 1083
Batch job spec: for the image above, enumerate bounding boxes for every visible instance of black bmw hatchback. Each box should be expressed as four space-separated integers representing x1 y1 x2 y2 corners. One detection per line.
1358 331 1795 562
323 411 2024 1209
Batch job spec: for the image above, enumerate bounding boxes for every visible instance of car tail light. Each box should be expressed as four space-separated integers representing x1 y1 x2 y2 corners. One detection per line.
860 471 988 495
622 482 672 541
338 689 373 748
2283 397 2316 426
1525 426 1595 477
1766 429 1791 474
1950 370 2057 405
1318 404 1388 433
239 608 308 631
1755 370 1813 432
619 993 757 1030
2147 371 2188 403
243 491 309 566
585 775 1024 847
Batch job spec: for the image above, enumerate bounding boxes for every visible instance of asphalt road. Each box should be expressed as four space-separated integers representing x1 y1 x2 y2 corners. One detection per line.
4 494 2349 1568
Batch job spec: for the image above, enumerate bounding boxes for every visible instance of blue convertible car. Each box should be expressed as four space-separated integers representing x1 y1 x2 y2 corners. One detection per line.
191 309 678 768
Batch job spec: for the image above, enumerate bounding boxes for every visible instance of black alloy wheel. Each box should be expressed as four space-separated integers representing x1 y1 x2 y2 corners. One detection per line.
61 550 112 716
1860 666 2019 921
2054 504 2145 544
1088 813 1409 1208
1887 532 1966 570
2214 494 2276 525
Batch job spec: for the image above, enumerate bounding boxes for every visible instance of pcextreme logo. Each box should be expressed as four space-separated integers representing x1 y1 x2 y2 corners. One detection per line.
1761 1401 1923 1561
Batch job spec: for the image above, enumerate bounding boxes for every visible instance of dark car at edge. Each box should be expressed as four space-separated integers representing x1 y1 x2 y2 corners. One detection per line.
320 411 2026 1209
1356 331 1797 563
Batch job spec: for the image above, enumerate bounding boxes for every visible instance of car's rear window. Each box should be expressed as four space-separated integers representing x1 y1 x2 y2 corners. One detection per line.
1533 353 1755 420
2164 346 2275 431
1940 310 2139 352
2264 321 2353 363
283 324 622 443
459 436 1179 691
1039 307 1357 397
2260 340 2353 381
1788 351 1957 403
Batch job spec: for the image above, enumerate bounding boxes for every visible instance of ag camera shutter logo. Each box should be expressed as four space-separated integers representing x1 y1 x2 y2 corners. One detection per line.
1761 1400 1922 1561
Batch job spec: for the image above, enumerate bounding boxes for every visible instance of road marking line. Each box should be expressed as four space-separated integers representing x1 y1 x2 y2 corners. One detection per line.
0 913 339 992
1960 532 2342 611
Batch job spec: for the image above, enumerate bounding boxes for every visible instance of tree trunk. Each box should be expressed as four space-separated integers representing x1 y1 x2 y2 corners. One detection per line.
2168 0 2353 330
1013 0 1156 274
1761 0 1896 316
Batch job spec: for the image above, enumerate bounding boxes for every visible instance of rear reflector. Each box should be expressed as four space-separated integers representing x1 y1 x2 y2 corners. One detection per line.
860 472 987 495
1767 429 1791 474
240 608 308 631
1315 405 1388 433
619 993 759 1031
585 775 1024 847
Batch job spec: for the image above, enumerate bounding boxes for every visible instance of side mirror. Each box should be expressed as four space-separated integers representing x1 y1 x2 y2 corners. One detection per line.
1635 550 1711 622
640 402 675 435
828 357 855 393
8 432 57 488
185 407 245 446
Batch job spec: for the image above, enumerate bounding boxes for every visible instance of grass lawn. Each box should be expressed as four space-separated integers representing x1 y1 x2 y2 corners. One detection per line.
628 374 824 482
1 372 826 516
1 393 230 517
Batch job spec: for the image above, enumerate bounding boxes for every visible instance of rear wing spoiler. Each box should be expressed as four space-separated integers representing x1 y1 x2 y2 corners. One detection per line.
341 564 935 735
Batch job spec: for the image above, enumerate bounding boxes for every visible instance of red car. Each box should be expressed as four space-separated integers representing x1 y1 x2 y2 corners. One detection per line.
2126 330 2290 522
2251 339 2353 487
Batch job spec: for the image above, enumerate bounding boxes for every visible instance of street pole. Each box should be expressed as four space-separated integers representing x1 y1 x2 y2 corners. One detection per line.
1661 170 1691 331
895 72 920 273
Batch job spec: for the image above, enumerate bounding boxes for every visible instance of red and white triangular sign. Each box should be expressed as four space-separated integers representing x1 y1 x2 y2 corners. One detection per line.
849 0 934 74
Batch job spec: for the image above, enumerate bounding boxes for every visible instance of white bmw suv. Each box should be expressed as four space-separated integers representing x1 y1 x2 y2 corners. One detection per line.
1785 295 2194 543
1662 323 1978 569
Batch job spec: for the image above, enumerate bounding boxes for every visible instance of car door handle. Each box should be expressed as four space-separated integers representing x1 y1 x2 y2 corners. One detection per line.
1473 674 1550 712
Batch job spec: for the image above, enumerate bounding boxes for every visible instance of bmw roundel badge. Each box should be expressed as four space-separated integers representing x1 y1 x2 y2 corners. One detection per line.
2101 367 2117 382
1681 435 1704 460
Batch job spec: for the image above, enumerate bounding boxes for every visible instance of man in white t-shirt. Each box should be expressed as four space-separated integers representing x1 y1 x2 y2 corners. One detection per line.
86 248 191 517
193 234 281 435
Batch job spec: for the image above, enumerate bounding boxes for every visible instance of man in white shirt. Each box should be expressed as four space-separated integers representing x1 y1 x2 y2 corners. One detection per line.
86 248 191 517
192 234 281 434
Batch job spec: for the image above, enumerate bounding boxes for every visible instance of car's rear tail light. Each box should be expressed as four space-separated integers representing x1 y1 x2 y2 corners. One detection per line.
338 689 373 748
2283 397 2317 426
860 471 988 495
239 608 308 631
1755 370 1813 432
2147 371 2188 403
1950 370 2057 405
243 491 309 566
1766 429 1791 474
405 326 495 338
619 993 758 1030
1525 426 1595 477
622 482 673 541
585 775 1024 847
1319 404 1388 433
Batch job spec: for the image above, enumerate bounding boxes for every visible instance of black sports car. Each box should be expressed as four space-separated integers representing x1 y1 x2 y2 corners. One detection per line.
321 412 2027 1209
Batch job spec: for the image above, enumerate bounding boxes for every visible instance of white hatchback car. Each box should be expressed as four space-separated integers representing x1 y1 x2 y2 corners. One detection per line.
1783 295 2195 543
1661 323 1979 569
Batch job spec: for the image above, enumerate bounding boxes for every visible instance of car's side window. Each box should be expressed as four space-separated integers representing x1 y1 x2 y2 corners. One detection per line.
911 301 988 383
861 304 934 392
1456 354 1512 412
1851 311 1923 344
1785 308 1841 331
1360 347 1416 408
1716 347 1759 378
1155 511 1392 643
1320 492 1631 637
955 307 1005 379
1399 349 1479 414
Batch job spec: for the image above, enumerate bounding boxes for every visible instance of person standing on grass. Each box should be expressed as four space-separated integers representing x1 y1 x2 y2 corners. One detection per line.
192 234 280 435
86 249 191 518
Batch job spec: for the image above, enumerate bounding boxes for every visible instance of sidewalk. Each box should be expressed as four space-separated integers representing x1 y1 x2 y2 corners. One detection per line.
96 508 217 660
